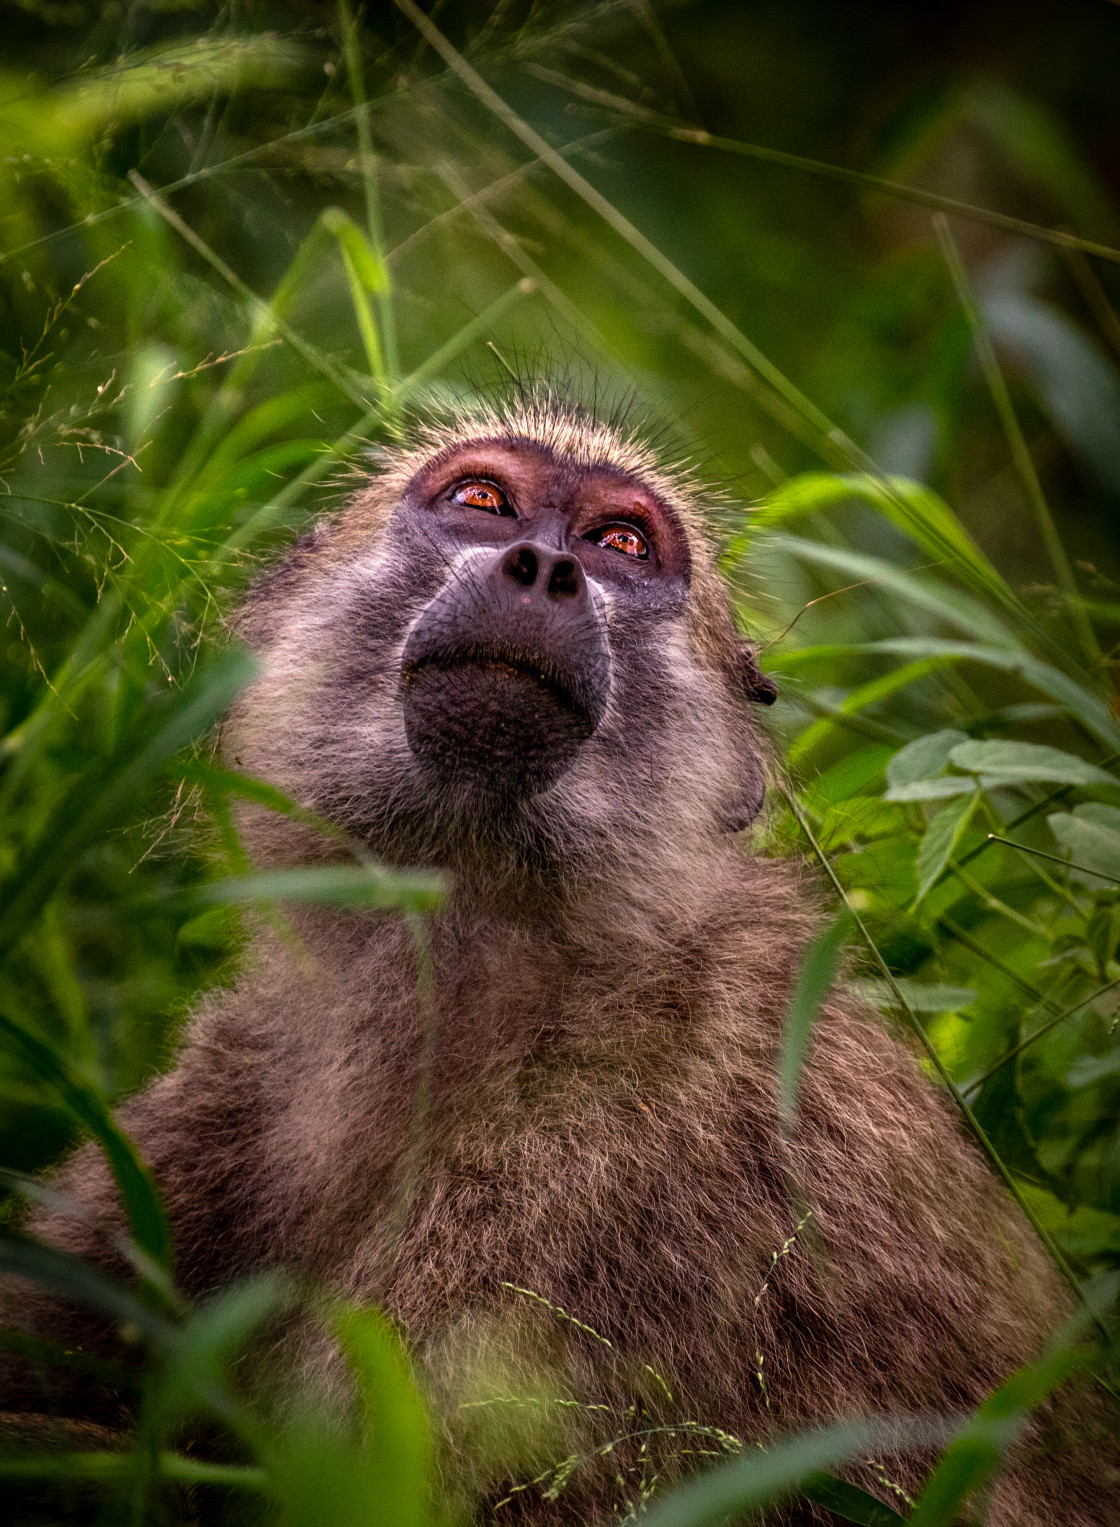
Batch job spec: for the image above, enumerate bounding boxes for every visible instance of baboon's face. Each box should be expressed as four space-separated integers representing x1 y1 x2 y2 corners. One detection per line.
395 441 691 798
238 433 766 868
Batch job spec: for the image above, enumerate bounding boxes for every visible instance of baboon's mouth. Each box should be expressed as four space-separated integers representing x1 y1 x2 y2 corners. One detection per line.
398 633 607 795
402 641 588 721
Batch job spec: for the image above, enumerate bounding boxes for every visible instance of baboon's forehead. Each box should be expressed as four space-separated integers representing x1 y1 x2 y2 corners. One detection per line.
402 435 676 513
339 405 716 553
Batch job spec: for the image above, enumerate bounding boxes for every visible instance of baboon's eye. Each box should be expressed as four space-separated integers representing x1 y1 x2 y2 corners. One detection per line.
589 523 648 559
452 480 509 514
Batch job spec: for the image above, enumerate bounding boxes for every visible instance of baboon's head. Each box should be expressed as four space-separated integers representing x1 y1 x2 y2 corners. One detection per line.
231 392 775 888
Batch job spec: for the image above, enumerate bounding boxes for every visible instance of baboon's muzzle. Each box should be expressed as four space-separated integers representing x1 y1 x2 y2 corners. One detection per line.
399 540 611 796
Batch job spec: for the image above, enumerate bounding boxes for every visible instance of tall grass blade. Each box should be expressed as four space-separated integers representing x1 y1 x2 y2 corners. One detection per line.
640 1417 944 1527
779 912 853 1125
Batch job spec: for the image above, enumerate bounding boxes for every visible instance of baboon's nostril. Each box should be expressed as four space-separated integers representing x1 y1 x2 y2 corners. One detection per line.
547 557 580 600
503 546 539 588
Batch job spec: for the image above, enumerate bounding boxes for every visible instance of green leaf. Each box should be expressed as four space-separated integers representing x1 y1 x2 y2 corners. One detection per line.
0 1233 175 1348
170 759 352 848
153 1274 291 1425
193 382 337 490
802 1472 909 1526
322 208 390 295
886 730 969 789
790 661 956 766
780 912 853 1124
970 82 1119 239
0 1451 266 1489
0 646 259 963
950 740 1118 789
1048 804 1120 887
1 38 311 154
268 1306 434 1527
884 776 979 803
982 291 1120 498
914 792 980 908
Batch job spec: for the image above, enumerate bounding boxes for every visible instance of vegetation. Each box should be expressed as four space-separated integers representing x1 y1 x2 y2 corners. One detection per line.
2 1 1120 1521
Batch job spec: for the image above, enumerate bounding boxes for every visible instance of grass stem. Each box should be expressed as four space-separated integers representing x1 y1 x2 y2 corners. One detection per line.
934 214 1100 669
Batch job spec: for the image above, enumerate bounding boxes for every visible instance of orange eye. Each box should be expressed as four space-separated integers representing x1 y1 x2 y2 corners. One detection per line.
593 524 648 559
452 480 508 513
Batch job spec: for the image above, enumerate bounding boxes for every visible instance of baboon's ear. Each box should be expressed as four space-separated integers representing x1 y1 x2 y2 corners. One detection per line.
721 646 775 831
739 645 777 706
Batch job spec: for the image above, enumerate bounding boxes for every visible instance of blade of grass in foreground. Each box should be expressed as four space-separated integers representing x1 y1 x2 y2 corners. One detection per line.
169 864 446 916
779 912 853 1127
639 1417 942 1527
908 1336 1089 1526
0 1018 173 1282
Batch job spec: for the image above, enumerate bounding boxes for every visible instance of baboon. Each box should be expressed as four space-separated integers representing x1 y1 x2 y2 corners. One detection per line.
4 390 1118 1523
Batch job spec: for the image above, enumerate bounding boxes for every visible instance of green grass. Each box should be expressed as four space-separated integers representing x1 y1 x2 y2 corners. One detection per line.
2 1 1120 1521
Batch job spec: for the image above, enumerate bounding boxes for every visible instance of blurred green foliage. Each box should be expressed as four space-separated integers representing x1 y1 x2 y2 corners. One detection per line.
2 0 1120 1520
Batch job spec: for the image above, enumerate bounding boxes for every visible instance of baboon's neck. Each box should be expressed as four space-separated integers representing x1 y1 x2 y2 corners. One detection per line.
424 829 745 946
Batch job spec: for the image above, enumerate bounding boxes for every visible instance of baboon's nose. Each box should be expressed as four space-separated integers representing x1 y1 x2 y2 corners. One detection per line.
497 542 586 605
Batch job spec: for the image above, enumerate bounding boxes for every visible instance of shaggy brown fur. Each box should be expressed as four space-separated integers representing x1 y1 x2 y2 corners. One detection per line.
4 392 1118 1523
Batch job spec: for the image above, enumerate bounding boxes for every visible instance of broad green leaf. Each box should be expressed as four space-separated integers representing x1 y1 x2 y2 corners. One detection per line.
806 745 897 807
1048 804 1120 887
886 730 969 789
780 912 853 1124
914 792 980 907
950 740 1118 789
885 776 979 803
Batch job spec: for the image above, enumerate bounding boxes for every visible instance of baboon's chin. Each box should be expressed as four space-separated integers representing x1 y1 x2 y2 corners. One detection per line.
400 658 596 798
